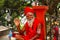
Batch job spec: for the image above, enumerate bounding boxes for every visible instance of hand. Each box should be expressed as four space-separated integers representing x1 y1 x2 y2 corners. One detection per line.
35 39 40 40
52 29 55 34
15 34 24 40
14 18 20 26
51 29 55 34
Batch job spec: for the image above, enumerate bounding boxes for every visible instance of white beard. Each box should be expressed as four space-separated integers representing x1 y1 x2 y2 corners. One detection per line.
27 18 35 28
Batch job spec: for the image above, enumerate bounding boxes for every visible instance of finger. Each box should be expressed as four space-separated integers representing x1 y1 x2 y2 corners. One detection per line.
14 18 19 22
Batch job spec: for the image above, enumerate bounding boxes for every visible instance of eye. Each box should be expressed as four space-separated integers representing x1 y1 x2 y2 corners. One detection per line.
26 15 29 17
30 15 33 16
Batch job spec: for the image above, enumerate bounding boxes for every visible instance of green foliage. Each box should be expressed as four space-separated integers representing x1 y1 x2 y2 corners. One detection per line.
57 3 60 8
4 0 20 9
0 0 5 9
0 0 32 27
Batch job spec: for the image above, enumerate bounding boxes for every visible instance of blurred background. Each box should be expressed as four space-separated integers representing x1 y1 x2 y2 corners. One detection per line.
0 0 60 40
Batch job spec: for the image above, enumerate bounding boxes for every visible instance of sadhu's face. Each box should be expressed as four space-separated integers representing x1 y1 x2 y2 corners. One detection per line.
26 12 34 20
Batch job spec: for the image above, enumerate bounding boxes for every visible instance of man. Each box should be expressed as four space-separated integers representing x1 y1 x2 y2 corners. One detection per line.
14 7 41 40
52 21 59 40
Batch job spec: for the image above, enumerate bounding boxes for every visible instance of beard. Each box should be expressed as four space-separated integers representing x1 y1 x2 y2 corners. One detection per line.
27 18 35 27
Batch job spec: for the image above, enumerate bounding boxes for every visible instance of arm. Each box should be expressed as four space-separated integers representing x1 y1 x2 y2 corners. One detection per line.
16 25 25 35
37 23 41 35
14 18 25 34
30 23 41 40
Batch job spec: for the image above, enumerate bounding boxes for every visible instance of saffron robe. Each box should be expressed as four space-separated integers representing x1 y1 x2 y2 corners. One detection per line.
23 18 42 40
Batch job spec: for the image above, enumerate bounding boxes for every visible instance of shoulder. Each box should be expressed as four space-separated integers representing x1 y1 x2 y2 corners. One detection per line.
34 18 40 23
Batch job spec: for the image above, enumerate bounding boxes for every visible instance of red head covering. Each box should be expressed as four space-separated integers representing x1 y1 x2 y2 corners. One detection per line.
24 6 34 15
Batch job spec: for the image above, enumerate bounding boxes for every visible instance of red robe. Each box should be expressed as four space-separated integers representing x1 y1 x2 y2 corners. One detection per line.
23 18 42 40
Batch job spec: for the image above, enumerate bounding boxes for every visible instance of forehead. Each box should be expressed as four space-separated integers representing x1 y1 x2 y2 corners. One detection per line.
26 12 34 16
